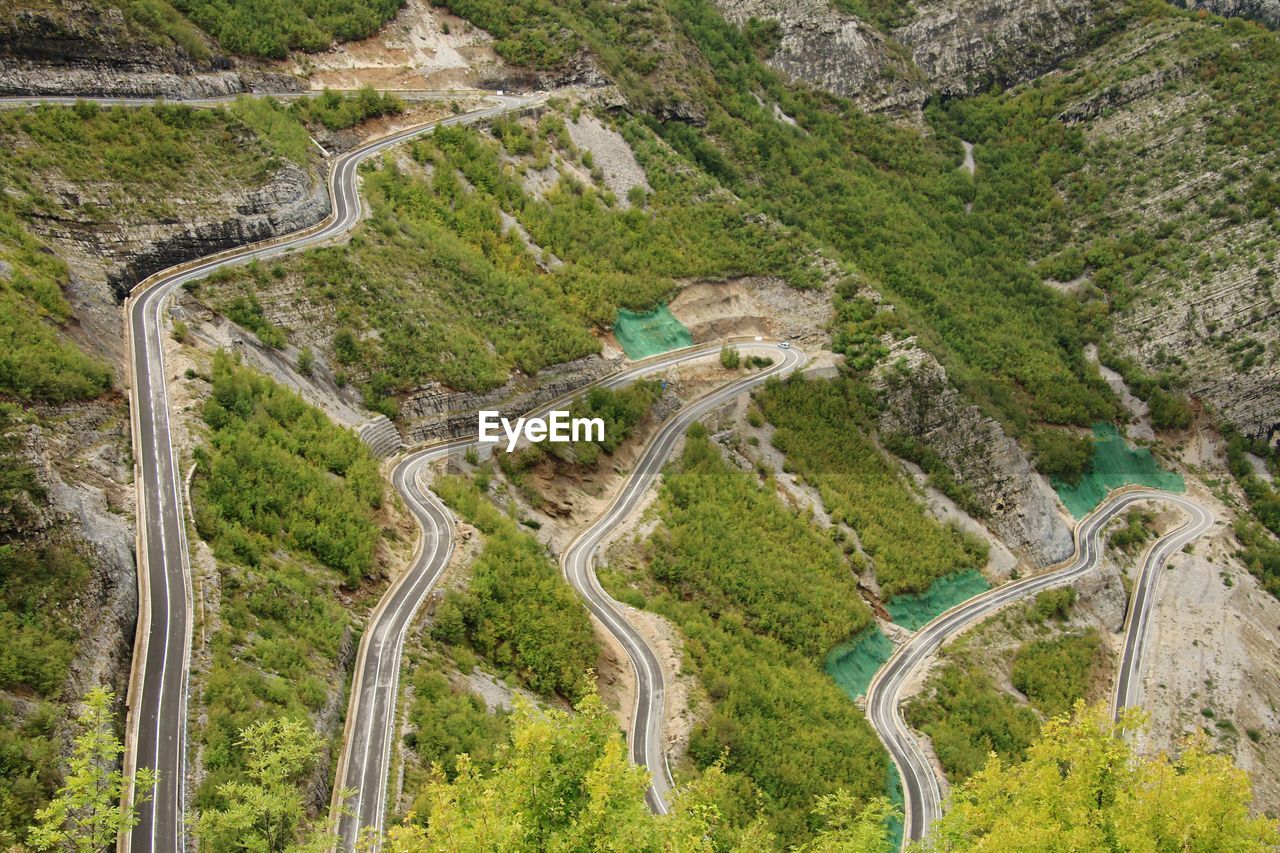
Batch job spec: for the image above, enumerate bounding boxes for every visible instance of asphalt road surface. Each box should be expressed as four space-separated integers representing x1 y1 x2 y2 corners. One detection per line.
866 489 1213 846
331 341 803 849
121 93 538 853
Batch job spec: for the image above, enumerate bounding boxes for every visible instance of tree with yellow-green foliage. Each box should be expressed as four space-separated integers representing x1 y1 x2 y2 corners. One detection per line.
27 689 154 853
375 688 898 853
917 702 1279 852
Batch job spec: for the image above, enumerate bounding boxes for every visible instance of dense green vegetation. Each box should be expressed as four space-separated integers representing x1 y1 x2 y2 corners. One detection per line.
906 662 1040 783
225 97 314 167
922 704 1279 851
653 425 872 657
0 699 60 849
0 213 112 403
432 475 598 700
385 688 897 852
1012 631 1104 718
173 0 403 57
402 669 509 806
193 718 329 851
119 0 213 60
907 589 1104 782
290 86 405 131
28 688 154 852
0 103 304 223
0 543 91 698
611 426 886 843
757 377 987 596
190 354 384 807
1030 427 1096 485
209 109 810 409
435 0 582 69
193 351 383 585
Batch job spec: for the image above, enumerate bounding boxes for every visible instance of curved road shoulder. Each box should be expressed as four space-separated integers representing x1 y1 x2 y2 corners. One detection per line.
867 488 1213 845
118 93 540 853
330 341 803 848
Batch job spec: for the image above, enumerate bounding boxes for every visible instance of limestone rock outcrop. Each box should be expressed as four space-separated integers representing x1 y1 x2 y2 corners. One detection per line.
0 0 303 97
871 338 1074 567
25 157 329 307
709 0 928 119
1173 0 1280 28
708 0 1100 120
894 0 1099 98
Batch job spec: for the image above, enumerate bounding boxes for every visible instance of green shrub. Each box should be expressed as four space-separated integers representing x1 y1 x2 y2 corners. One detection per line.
404 670 508 784
290 87 405 131
1012 631 1103 718
1031 587 1076 623
192 351 382 586
758 377 983 595
433 475 598 700
1031 428 1096 485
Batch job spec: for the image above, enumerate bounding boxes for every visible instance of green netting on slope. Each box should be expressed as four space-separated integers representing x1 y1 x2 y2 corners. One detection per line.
1053 423 1185 518
886 763 904 851
614 305 693 360
824 628 903 846
886 569 990 632
825 627 893 700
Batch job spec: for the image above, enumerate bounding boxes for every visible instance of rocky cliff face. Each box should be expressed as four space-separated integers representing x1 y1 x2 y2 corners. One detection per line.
1173 0 1280 27
1048 17 1280 446
894 0 1099 98
401 354 622 444
709 0 928 119
708 0 1100 119
1 397 138 795
25 155 328 374
871 338 1075 567
0 1 302 96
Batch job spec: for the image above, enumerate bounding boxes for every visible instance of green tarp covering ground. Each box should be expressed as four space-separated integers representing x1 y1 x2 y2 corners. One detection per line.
614 305 692 360
886 568 990 631
886 763 905 851
824 628 903 847
825 627 893 701
1053 423 1185 518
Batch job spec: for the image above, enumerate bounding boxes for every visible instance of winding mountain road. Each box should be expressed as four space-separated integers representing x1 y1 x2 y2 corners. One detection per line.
120 93 539 853
866 489 1213 845
332 341 803 849
52 82 1216 852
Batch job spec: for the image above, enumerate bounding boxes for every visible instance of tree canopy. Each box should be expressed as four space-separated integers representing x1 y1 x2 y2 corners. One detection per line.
918 703 1279 852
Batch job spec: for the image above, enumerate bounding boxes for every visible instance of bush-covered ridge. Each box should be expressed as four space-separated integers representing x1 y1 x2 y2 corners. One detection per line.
188 353 385 809
206 109 812 409
757 377 988 597
172 0 404 58
193 350 384 585
431 474 599 700
615 425 886 844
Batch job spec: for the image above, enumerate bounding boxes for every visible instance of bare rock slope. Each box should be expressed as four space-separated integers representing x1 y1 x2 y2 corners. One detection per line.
872 339 1074 567
708 0 1101 119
